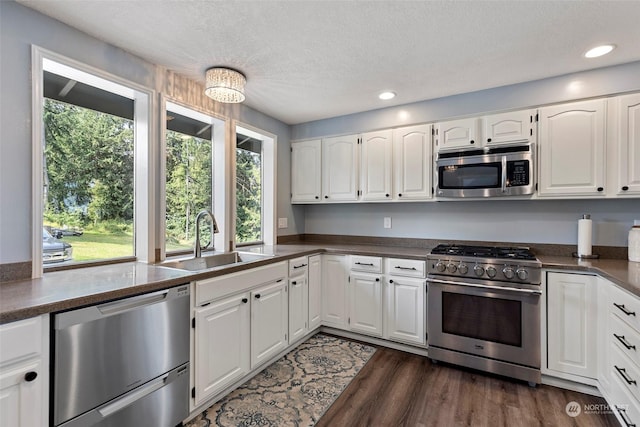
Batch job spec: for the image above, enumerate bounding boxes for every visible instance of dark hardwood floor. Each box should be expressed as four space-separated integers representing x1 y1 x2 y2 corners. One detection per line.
316 346 619 427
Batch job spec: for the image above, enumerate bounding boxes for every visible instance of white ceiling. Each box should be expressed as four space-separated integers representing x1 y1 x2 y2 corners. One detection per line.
18 0 640 125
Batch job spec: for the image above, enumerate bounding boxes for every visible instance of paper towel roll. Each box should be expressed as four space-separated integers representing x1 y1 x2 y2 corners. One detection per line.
578 215 592 256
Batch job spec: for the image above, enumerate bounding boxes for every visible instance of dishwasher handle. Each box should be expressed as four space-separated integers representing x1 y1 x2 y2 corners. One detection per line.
55 284 189 330
98 373 168 417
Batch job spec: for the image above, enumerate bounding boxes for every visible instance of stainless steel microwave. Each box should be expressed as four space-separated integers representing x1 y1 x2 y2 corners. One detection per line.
435 143 535 198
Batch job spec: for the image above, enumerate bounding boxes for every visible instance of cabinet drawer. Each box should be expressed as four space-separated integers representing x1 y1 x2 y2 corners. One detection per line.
350 256 382 273
612 314 640 369
288 256 309 276
610 367 640 427
0 316 43 365
611 344 640 403
195 261 287 305
386 258 426 278
611 285 640 332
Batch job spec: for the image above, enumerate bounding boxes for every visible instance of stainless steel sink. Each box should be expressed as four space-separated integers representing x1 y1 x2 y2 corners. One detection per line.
160 251 272 271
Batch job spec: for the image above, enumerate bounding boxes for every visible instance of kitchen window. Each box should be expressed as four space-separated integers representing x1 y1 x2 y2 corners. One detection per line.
235 132 263 245
165 102 215 254
32 48 154 276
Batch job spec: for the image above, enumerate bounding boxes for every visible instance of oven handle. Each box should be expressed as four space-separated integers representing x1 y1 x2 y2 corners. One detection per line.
427 277 542 295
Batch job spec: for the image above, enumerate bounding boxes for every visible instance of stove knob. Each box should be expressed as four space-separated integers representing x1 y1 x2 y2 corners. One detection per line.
458 263 469 275
503 267 515 279
516 268 528 281
447 263 458 273
474 265 485 277
435 261 447 272
486 266 497 278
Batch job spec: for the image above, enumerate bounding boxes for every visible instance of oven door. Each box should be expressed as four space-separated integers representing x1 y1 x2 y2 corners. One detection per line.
427 277 540 369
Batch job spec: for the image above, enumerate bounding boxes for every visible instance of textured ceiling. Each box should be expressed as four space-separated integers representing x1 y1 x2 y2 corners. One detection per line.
18 0 640 125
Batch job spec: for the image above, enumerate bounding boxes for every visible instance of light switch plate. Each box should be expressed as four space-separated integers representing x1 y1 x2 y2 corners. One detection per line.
383 217 392 229
278 217 288 228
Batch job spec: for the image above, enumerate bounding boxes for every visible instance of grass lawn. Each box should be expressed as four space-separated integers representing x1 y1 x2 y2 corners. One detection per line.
64 230 134 261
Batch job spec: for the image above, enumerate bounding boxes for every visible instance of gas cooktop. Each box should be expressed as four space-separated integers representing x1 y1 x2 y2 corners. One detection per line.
430 244 536 261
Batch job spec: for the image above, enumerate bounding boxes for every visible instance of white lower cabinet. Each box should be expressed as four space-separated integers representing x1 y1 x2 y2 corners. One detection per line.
348 272 383 336
546 271 598 379
193 293 250 407
289 276 309 344
308 254 322 330
385 276 426 346
0 315 49 427
322 254 349 328
251 280 288 369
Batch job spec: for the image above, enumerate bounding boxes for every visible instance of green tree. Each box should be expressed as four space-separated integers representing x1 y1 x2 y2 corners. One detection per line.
236 148 261 243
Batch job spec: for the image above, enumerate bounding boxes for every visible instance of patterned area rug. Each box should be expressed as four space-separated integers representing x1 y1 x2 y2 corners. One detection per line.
187 333 376 427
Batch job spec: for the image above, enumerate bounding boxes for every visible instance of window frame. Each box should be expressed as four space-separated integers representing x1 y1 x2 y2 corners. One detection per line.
31 46 156 277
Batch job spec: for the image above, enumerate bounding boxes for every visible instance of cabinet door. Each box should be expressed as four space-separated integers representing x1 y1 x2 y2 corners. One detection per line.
349 273 383 337
308 255 322 330
483 109 535 146
547 272 598 379
194 293 250 406
288 277 308 344
393 124 432 200
435 117 480 151
322 135 359 201
386 276 425 346
360 130 393 201
0 359 43 427
322 255 348 329
291 139 321 202
615 93 640 195
251 280 288 369
538 99 606 196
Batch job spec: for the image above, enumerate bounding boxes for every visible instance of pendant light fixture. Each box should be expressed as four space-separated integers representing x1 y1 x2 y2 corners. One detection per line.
204 67 246 103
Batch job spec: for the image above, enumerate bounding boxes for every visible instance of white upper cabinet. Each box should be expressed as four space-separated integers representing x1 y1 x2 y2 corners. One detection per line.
322 134 359 202
614 93 640 195
538 99 606 197
435 117 480 151
291 139 321 203
393 124 433 200
483 109 536 146
360 130 393 201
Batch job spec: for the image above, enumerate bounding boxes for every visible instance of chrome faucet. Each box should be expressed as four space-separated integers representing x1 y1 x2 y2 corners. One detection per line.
194 209 219 258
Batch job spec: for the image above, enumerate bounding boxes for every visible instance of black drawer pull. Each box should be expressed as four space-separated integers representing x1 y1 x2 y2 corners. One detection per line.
255 294 261 299
616 405 637 427
389 279 394 284
615 365 637 385
293 264 307 269
242 298 248 304
597 186 604 192
394 266 417 271
375 278 380 282
292 281 297 285
615 333 637 351
355 262 375 267
24 371 38 382
614 303 637 316
622 186 630 191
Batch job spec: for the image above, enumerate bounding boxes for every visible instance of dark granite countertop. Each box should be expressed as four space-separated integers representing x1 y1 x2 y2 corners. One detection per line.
1 243 638 324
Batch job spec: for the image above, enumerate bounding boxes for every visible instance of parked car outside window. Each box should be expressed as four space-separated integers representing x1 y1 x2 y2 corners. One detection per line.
43 228 73 263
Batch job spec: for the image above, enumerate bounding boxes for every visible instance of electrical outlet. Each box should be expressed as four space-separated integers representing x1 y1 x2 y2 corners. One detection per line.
278 217 288 229
383 217 392 229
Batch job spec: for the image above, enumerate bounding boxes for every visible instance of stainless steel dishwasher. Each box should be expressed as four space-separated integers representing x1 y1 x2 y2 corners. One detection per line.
53 284 190 427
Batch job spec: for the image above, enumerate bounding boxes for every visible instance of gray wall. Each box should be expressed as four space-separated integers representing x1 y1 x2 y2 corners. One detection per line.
0 1 298 265
292 62 640 247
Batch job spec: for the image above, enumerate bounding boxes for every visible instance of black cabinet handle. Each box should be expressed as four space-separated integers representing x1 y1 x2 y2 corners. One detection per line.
293 264 307 269
375 278 380 282
615 365 637 385
255 294 261 299
389 279 394 284
24 371 38 382
487 138 492 143
469 140 475 144
398 193 402 197
324 195 328 199
385 194 389 197
394 266 417 271
616 406 637 427
597 187 604 192
614 333 636 350
622 186 629 191
355 262 375 266
242 298 248 304
315 196 319 199
614 303 636 316
292 281 297 285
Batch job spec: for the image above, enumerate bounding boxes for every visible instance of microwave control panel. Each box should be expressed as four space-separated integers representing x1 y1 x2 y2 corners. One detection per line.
506 160 530 187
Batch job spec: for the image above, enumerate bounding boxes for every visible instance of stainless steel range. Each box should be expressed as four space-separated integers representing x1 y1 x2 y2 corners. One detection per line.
427 244 542 385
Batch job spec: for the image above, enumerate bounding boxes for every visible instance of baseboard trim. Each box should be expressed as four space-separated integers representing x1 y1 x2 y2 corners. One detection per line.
541 374 602 397
320 326 429 357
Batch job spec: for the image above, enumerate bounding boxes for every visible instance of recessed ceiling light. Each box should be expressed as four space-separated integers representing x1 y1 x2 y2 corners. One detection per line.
584 44 616 58
379 91 396 100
